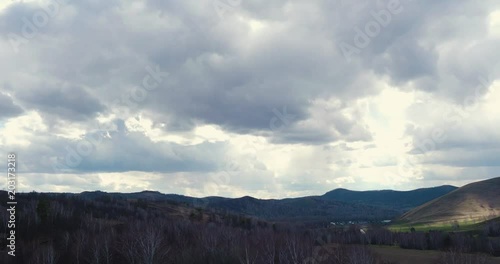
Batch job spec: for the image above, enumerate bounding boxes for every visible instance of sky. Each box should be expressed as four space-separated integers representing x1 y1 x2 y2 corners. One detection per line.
1 0 500 198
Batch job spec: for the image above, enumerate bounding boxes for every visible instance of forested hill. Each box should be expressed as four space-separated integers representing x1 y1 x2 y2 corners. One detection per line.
321 185 457 211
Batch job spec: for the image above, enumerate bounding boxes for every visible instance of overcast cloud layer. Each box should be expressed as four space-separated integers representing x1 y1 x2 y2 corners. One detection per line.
1 0 500 198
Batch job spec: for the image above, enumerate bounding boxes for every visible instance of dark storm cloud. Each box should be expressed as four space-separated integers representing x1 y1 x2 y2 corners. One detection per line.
2 0 499 133
372 37 438 84
269 128 338 145
0 92 23 119
419 149 500 167
15 83 106 121
331 0 500 101
1 0 377 138
141 0 498 138
268 106 372 145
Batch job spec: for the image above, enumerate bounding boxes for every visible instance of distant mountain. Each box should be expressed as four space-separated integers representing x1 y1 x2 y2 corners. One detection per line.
321 185 457 211
400 177 500 225
79 191 400 223
204 196 400 223
78 184 459 224
80 190 194 203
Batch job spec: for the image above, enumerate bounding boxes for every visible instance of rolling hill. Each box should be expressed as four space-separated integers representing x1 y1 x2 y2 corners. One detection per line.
321 185 457 211
78 184 458 224
399 177 500 225
81 191 401 223
203 195 400 223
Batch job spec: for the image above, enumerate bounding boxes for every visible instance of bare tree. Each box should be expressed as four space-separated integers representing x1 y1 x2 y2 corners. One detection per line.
73 230 87 264
437 250 489 264
279 232 313 264
30 243 58 264
101 232 113 264
121 221 169 264
347 246 377 264
260 230 277 264
239 246 258 264
87 235 103 264
200 224 219 255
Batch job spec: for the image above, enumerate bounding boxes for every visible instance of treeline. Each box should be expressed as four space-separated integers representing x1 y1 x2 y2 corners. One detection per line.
313 226 500 257
1 192 499 263
0 192 391 264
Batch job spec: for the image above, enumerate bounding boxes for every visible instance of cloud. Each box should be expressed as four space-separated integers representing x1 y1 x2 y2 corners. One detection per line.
0 92 23 119
15 83 106 121
0 0 499 196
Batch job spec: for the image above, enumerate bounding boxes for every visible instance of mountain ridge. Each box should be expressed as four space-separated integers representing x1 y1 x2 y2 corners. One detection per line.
321 185 458 211
75 184 459 224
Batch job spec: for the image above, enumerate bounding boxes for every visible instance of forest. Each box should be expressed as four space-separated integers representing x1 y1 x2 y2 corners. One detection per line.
1 191 499 264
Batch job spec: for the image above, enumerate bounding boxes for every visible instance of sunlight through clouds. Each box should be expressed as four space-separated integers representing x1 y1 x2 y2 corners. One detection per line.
489 10 500 37
0 111 46 147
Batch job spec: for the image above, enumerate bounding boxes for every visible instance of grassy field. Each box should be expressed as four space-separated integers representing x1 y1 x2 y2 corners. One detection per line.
369 245 500 264
389 216 500 233
388 220 486 233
